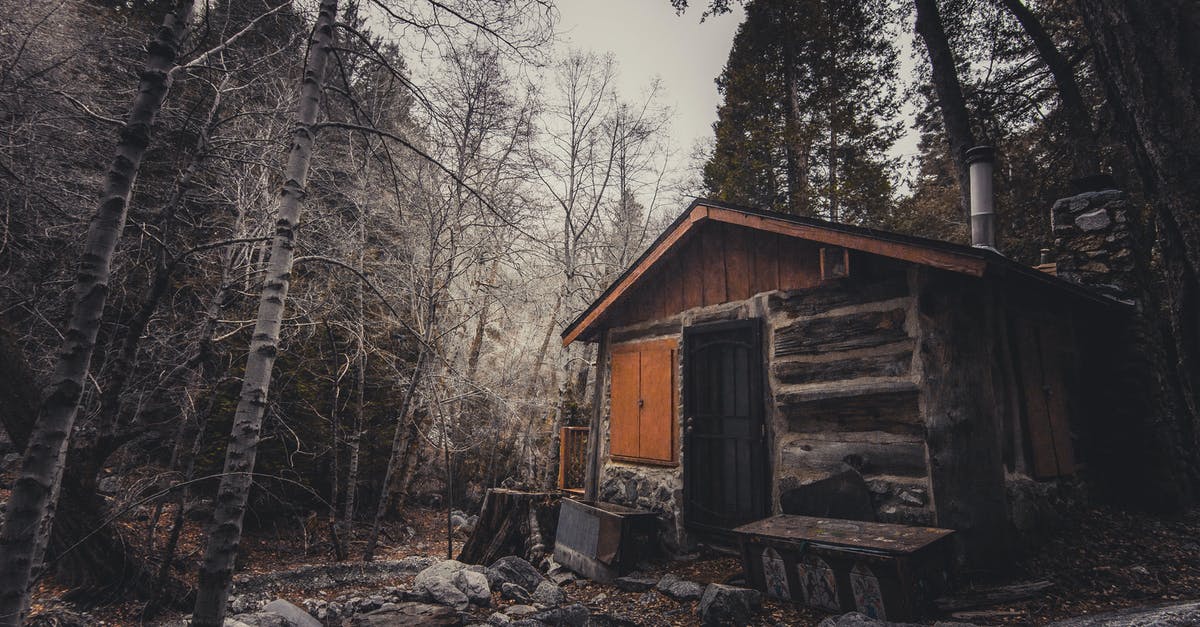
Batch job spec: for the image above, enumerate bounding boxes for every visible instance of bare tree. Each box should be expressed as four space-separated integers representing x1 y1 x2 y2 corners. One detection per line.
0 3 195 623
191 2 339 623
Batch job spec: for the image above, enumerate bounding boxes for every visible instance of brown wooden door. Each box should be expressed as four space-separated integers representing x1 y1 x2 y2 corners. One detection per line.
1015 317 1076 478
683 319 768 531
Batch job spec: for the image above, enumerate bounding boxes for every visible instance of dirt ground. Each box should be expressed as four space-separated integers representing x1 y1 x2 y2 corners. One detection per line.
21 502 1200 626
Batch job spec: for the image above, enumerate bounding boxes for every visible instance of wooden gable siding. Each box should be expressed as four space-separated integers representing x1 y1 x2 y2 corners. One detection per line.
613 222 823 330
563 202 995 346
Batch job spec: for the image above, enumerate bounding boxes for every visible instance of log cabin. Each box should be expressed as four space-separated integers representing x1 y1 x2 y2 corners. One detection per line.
560 176 1138 566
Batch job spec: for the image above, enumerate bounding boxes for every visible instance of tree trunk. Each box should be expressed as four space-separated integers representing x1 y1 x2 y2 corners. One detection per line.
998 0 1098 177
86 82 226 492
913 0 976 218
341 208 369 535
543 323 573 489
456 489 559 566
191 2 337 624
0 3 195 623
324 323 343 527
1077 0 1200 501
465 258 500 383
362 299 435 562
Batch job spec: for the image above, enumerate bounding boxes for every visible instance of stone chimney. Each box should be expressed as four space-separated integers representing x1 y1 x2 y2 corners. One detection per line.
1050 187 1138 301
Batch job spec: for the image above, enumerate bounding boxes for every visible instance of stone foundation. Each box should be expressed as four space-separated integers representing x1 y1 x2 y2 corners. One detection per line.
598 463 687 553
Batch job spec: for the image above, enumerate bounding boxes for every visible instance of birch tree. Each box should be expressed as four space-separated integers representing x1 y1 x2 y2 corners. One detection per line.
0 3 195 623
191 2 339 623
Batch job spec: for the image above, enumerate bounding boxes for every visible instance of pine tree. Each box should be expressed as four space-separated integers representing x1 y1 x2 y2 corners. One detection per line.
703 0 901 222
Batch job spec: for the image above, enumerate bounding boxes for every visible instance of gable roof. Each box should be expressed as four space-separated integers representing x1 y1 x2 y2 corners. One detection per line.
561 199 1125 346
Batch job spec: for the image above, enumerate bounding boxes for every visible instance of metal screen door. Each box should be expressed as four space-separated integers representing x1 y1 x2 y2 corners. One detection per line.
683 319 768 531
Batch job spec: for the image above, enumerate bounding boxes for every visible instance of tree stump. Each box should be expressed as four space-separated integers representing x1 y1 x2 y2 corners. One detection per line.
457 489 560 566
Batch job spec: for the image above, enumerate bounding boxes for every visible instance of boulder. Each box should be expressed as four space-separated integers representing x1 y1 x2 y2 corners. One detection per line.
487 612 513 625
500 582 531 603
656 574 704 602
453 568 492 606
531 581 566 607
1046 600 1200 626
696 583 762 627
259 599 321 627
348 602 463 626
415 560 471 610
486 556 546 592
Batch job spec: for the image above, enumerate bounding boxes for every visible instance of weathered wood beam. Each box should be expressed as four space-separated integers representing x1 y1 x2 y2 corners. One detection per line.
774 308 909 357
774 350 913 385
778 431 928 477
914 267 1010 568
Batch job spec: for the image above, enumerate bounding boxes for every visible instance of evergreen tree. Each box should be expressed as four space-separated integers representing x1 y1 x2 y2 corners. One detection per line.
703 0 901 222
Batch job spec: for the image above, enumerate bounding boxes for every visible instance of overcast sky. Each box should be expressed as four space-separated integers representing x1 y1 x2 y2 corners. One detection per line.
551 1 922 194
553 0 746 159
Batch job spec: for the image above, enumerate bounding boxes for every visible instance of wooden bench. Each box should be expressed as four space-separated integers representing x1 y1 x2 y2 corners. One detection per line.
732 515 955 621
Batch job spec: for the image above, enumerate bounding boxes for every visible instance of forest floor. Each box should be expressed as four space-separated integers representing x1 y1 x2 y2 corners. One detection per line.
19 499 1200 626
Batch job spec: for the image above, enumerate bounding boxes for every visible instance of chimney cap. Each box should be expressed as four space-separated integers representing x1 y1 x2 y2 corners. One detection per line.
966 145 995 165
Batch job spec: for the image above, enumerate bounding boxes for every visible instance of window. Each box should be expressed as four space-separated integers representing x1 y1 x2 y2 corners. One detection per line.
820 246 850 281
609 338 678 465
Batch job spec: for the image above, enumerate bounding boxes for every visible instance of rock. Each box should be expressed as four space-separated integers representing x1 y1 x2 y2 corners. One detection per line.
897 489 926 507
454 568 492 606
229 595 263 615
1046 600 1200 626
226 612 287 627
780 467 875 521
503 604 538 617
612 576 656 592
1075 208 1112 232
532 581 566 606
636 591 656 605
586 613 641 627
97 476 120 494
656 573 704 602
501 582 532 603
696 584 762 627
349 602 463 626
817 613 896 627
415 560 471 610
487 612 513 625
529 603 589 627
259 599 321 627
487 556 546 592
590 593 608 604
547 565 577 586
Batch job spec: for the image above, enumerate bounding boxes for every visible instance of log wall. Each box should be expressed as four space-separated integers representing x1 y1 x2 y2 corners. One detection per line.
585 229 1097 562
765 259 934 525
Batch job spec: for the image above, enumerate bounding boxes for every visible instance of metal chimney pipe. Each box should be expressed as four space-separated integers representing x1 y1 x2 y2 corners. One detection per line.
967 145 996 250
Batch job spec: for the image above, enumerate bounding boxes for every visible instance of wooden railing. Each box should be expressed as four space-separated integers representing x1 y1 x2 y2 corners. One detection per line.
557 426 589 494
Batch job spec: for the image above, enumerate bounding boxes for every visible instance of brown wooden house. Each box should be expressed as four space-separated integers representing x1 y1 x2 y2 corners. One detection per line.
561 198 1130 565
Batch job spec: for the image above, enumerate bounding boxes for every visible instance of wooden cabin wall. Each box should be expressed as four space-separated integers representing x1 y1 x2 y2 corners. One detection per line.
612 222 823 330
765 254 934 525
913 267 1011 568
595 298 757 552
